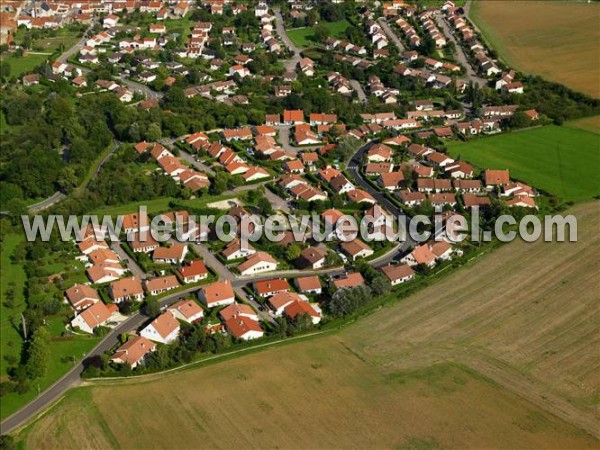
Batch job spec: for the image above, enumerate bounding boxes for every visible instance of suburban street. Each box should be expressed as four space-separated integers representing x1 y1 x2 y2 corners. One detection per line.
377 18 405 52
56 24 92 64
350 79 367 103
111 241 147 280
0 141 416 433
434 12 487 86
273 8 301 72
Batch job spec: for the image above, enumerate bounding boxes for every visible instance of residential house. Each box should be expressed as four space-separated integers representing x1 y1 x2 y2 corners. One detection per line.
253 278 291 298
379 264 415 286
167 299 204 323
144 275 180 296
140 311 180 344
295 276 323 295
109 277 144 303
64 284 100 311
297 247 327 270
178 259 208 283
110 336 156 369
198 280 235 308
71 302 118 334
238 252 278 276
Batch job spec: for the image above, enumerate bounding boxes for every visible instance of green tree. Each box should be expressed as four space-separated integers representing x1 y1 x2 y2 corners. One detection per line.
314 24 331 43
286 243 302 261
25 327 50 380
145 298 160 318
145 122 162 141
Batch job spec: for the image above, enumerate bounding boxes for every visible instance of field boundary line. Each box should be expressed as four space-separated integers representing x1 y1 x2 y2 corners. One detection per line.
85 329 332 383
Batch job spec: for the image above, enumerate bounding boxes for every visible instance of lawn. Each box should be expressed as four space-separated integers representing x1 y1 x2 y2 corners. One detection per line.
446 125 600 202
91 193 242 216
14 203 600 447
1 53 50 78
2 27 83 78
470 1 600 98
1 332 101 420
0 235 27 379
0 233 100 420
287 20 350 48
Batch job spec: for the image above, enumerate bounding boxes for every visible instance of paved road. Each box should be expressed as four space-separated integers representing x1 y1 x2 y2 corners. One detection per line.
57 24 93 64
178 149 216 176
435 12 487 87
119 76 164 100
112 242 147 280
274 8 302 72
2 139 416 434
377 18 405 52
350 79 367 103
26 192 67 214
0 285 201 435
276 125 321 154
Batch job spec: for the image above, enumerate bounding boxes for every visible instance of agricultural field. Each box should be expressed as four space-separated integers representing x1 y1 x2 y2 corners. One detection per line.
446 125 600 202
470 1 600 98
16 203 600 447
567 115 600 135
287 20 350 48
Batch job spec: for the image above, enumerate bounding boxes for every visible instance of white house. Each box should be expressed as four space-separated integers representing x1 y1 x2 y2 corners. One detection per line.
140 311 180 344
71 302 118 334
167 300 204 323
198 280 235 308
238 252 278 276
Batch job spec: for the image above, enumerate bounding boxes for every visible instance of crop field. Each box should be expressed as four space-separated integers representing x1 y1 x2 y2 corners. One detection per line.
17 203 600 448
20 345 597 449
287 20 350 48
470 1 600 98
567 115 600 135
446 125 600 202
343 201 600 438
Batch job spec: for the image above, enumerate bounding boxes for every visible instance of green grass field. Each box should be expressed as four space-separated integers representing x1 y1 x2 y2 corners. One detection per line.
0 233 100 420
446 125 600 202
1 27 82 78
287 20 350 48
1 53 50 78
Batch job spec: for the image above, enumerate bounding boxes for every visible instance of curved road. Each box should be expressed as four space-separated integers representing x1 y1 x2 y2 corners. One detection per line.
0 139 416 435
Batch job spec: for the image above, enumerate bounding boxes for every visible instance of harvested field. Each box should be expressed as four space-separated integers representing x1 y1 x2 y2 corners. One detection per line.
22 344 597 449
470 1 600 98
17 202 600 448
342 201 600 437
567 115 600 134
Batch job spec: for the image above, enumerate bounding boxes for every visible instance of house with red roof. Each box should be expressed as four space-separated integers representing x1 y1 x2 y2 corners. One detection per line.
111 336 156 369
140 311 181 344
71 302 119 334
168 299 204 323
